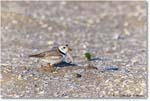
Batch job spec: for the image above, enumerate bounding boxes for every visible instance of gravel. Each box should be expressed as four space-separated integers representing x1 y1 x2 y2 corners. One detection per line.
1 1 147 98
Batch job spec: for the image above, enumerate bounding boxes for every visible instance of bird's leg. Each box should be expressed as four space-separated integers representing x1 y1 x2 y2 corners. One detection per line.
48 63 55 72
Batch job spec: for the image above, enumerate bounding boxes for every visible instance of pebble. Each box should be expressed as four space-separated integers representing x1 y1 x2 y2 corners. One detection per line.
124 28 130 36
48 26 53 31
41 24 48 28
38 91 45 95
124 22 129 27
76 73 82 78
12 20 18 24
17 74 23 80
47 41 54 45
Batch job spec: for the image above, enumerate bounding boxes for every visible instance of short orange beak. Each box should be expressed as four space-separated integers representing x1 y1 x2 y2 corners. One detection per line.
68 48 72 51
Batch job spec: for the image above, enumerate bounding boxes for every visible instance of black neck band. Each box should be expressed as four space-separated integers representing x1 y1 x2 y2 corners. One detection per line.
58 48 66 55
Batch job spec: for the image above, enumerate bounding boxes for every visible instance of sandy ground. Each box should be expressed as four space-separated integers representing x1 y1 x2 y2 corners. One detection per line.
1 1 147 98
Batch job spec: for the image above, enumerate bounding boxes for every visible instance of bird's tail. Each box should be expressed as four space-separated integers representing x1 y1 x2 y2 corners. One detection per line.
28 54 37 57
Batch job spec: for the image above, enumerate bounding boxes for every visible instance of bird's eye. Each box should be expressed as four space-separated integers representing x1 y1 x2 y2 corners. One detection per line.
63 47 66 49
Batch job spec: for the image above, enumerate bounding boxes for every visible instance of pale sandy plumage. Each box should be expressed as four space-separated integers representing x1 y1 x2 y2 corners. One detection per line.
29 45 73 72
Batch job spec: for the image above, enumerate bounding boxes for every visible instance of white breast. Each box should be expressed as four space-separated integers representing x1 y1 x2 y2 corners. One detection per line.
42 55 66 65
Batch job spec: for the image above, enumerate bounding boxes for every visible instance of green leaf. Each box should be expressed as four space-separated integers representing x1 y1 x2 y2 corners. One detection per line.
85 52 91 61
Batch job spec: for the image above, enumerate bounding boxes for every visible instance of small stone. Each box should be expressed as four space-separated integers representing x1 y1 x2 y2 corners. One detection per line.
61 1 66 5
113 34 120 40
48 26 53 31
105 79 110 83
34 84 38 87
60 16 64 21
38 91 45 95
76 73 82 78
17 75 23 80
87 19 94 24
34 78 38 80
42 24 48 28
12 20 18 24
124 28 130 35
41 15 46 20
4 26 8 30
62 93 68 97
47 41 54 45
83 44 87 48
124 22 129 26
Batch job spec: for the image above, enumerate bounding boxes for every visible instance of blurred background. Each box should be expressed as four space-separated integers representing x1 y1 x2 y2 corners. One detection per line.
1 1 147 98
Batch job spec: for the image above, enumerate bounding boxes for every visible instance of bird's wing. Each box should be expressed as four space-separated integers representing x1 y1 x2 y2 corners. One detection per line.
28 52 46 58
29 48 62 58
45 50 62 57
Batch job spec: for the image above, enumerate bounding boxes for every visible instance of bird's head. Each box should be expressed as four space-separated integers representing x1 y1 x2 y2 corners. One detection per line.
58 44 72 54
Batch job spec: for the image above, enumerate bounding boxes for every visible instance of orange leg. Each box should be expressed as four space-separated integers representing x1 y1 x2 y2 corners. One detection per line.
48 63 55 72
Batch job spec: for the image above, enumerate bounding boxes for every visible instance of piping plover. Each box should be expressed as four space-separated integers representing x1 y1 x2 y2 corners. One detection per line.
29 44 73 72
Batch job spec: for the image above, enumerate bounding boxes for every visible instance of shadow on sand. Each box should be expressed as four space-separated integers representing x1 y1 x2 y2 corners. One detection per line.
90 57 109 61
54 61 77 68
54 57 110 68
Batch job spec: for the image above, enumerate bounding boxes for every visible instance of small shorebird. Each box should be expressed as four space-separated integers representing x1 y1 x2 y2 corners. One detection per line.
29 44 73 72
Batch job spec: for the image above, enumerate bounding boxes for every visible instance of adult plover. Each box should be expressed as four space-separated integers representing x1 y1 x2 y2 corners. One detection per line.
29 44 73 72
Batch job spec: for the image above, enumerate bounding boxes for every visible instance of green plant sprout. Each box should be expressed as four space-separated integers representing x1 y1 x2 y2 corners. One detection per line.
84 52 98 70
85 52 91 61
